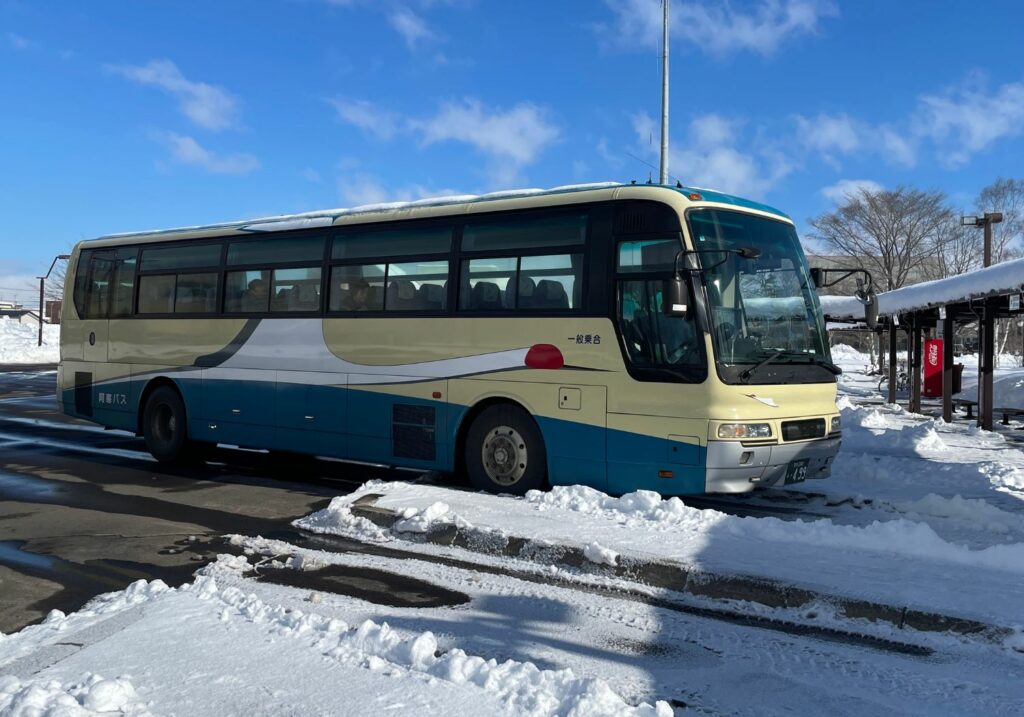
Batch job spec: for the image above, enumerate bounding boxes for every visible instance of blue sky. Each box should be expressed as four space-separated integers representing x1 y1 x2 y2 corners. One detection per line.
2 0 1023 304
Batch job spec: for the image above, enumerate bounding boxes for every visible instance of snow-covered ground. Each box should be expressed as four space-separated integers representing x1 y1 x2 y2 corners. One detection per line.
4 343 1024 714
0 318 59 364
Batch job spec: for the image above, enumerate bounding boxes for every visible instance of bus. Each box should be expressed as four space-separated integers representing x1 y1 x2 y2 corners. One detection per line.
59 183 844 496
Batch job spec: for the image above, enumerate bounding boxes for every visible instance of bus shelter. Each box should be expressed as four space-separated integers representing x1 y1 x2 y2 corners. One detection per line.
820 257 1024 431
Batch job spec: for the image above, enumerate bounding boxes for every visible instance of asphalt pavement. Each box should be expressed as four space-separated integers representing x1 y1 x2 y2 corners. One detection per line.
0 368 436 633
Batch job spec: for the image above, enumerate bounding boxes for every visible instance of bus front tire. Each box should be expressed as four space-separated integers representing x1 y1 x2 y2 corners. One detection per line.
464 404 547 495
143 386 199 463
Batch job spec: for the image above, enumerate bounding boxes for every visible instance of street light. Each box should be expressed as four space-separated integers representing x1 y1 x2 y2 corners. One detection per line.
960 212 1003 267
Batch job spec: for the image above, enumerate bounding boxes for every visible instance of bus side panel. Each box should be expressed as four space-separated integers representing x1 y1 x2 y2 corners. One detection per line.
276 377 348 458
59 359 135 431
345 381 450 471
606 413 707 495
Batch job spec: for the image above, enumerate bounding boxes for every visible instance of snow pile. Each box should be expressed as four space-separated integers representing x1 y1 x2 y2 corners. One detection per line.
202 571 672 717
582 541 620 567
898 494 1024 535
393 501 463 533
0 673 151 716
839 406 948 455
0 318 59 364
829 343 871 366
293 496 389 542
526 486 720 533
956 368 1024 409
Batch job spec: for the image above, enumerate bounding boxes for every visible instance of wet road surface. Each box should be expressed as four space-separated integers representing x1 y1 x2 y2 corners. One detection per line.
0 368 459 633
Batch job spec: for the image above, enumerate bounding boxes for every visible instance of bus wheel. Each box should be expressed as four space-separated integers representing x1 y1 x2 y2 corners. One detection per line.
143 386 192 463
465 404 547 495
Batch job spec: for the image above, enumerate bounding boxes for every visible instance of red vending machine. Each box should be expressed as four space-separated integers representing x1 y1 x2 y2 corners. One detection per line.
923 338 943 397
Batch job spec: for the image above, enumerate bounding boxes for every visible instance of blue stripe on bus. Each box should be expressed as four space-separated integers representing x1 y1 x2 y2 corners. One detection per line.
63 377 709 495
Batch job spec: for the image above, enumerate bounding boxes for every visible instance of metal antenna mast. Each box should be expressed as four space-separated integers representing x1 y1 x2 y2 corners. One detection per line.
659 0 669 185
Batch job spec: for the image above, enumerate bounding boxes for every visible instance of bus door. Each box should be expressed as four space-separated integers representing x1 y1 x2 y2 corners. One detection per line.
81 252 115 363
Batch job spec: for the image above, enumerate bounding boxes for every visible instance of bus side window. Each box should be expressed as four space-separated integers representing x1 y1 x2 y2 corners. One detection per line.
84 256 116 319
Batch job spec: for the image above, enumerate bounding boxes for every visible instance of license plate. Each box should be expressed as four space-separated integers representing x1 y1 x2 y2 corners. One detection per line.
784 459 809 484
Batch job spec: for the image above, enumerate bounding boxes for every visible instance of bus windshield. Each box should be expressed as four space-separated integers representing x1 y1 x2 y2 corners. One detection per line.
686 208 831 375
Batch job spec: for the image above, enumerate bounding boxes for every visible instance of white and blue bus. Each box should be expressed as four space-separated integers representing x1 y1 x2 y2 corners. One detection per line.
60 183 843 495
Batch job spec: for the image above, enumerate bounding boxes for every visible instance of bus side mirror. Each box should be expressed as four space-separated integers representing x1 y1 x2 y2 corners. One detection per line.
663 276 689 317
809 267 822 288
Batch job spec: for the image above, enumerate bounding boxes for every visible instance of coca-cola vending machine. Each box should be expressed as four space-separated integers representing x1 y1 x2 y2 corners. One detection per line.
923 338 943 397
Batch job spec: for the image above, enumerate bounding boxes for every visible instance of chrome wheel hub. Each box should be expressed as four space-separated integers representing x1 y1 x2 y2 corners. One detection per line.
482 425 527 486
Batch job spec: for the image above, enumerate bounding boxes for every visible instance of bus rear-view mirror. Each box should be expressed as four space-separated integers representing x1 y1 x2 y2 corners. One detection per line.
663 277 689 317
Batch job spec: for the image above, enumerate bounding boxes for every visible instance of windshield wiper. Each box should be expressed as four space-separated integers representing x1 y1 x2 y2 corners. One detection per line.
769 350 843 375
739 350 842 383
739 350 782 383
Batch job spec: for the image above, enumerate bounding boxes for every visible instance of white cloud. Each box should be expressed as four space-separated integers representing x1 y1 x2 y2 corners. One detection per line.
337 173 462 207
416 99 560 165
329 98 401 140
631 111 790 197
108 60 239 131
794 113 916 168
160 133 259 174
388 6 436 48
601 0 837 57
917 77 1024 167
820 178 883 204
690 114 736 147
879 127 915 167
795 113 860 155
7 32 31 50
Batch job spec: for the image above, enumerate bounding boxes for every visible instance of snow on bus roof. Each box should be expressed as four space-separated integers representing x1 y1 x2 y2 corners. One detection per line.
99 182 623 240
819 256 1024 319
95 181 790 242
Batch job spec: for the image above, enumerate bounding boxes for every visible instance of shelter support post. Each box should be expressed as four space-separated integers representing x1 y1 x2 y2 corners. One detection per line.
942 312 954 423
37 277 44 347
888 325 897 404
979 299 995 431
910 317 922 414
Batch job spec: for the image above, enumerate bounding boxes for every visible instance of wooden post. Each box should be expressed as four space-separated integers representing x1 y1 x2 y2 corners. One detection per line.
910 316 923 413
942 311 954 422
979 299 995 430
888 324 898 404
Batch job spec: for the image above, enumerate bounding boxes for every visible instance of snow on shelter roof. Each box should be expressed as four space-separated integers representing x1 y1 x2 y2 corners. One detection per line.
91 182 791 243
877 256 1024 314
820 256 1024 320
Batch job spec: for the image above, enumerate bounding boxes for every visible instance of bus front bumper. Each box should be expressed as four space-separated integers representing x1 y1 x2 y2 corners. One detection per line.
704 435 841 494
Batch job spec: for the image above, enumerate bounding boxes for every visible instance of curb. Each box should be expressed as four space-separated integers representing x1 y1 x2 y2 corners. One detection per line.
350 493 1009 642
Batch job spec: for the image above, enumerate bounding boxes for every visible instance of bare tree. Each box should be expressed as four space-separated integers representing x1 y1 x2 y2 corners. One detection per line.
975 177 1024 263
921 220 982 281
809 186 950 291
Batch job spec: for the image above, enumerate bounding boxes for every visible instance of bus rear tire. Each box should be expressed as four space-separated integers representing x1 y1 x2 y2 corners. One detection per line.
464 404 547 495
143 386 198 463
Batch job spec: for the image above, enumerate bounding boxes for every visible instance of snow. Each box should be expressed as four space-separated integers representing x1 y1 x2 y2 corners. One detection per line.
101 182 624 240
818 294 868 319
0 572 671 717
879 257 1024 314
817 257 1024 319
956 365 1024 408
0 673 151 716
0 318 59 364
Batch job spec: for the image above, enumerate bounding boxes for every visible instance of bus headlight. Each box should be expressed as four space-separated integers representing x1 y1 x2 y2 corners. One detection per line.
830 416 841 433
717 423 772 439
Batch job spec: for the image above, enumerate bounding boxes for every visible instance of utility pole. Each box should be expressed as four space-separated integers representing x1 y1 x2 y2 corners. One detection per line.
659 0 669 185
